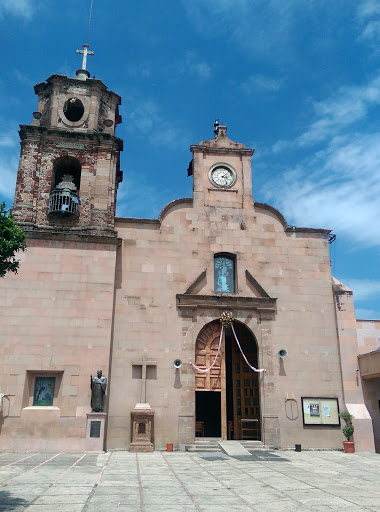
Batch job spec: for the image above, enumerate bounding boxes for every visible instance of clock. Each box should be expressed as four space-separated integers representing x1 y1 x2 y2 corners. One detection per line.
209 164 237 188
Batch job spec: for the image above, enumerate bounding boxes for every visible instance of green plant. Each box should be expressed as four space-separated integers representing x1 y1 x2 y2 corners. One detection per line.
339 411 354 425
339 411 354 442
0 202 27 277
342 424 354 441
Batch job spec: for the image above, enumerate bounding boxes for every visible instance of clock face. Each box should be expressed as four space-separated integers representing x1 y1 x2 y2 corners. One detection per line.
209 165 236 188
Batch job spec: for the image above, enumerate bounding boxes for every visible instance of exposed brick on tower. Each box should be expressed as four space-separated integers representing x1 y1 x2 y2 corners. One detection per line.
12 74 123 240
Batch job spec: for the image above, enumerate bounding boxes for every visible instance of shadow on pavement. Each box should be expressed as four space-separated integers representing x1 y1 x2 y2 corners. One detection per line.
0 490 29 511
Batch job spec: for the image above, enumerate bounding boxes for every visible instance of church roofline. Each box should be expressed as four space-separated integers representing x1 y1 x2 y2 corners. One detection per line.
190 144 254 157
115 217 160 226
254 202 331 235
254 202 288 228
115 198 331 236
114 198 193 226
158 198 193 223
34 74 121 103
332 276 353 295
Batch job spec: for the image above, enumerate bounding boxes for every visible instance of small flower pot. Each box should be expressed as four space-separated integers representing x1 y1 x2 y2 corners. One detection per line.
343 441 355 453
166 443 173 452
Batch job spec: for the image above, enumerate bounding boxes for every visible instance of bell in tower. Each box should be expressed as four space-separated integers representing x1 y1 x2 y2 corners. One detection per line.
12 44 123 239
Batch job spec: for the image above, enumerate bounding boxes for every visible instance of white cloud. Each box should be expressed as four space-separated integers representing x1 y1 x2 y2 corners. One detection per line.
127 63 151 79
240 74 281 95
181 0 344 59
355 308 380 320
296 74 380 147
116 169 170 220
172 52 212 80
357 0 380 44
265 132 380 247
0 0 34 19
0 150 18 201
126 98 188 148
190 61 211 80
263 71 380 249
341 279 380 301
0 134 17 148
0 120 19 201
13 69 34 87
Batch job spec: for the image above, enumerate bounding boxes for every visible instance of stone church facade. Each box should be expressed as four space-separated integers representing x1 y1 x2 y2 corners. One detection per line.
0 67 376 453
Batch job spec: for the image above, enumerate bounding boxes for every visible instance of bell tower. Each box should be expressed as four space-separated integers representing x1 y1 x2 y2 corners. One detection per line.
12 45 123 238
190 121 254 211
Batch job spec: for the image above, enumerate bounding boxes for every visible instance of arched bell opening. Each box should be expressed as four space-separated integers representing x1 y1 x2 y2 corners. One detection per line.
194 319 261 441
48 156 81 216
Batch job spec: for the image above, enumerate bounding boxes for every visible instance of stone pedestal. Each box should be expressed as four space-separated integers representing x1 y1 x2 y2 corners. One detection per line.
129 403 154 452
85 412 107 452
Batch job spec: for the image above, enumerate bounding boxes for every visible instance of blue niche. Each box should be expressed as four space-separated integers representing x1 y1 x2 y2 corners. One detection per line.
214 256 235 293
33 377 56 406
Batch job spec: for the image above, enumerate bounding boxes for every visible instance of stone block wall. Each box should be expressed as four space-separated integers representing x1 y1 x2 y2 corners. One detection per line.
107 199 346 450
0 237 116 452
356 320 380 452
12 128 121 236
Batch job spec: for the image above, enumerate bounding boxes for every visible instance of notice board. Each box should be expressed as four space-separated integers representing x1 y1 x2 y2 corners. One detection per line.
301 397 340 426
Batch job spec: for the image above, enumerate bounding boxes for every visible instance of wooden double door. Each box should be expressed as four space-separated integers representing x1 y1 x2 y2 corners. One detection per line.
195 320 261 440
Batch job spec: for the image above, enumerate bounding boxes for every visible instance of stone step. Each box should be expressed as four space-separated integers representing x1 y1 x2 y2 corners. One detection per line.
239 440 266 450
185 440 266 453
185 440 222 452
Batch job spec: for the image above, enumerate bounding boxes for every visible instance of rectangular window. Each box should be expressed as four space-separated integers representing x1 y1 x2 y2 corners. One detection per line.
33 377 56 406
214 255 235 293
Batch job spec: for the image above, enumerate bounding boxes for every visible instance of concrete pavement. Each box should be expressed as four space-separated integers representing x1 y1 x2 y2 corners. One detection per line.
0 449 379 511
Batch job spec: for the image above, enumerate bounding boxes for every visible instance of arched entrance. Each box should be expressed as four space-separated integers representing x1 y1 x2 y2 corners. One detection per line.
194 321 222 437
195 320 260 440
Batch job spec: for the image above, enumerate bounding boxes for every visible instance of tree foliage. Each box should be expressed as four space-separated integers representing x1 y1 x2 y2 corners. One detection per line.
0 202 27 277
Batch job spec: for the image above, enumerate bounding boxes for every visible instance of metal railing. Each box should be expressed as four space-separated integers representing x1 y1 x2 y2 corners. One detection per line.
48 189 79 215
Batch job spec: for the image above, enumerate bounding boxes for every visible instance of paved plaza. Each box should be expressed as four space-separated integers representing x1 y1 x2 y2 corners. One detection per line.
0 449 379 512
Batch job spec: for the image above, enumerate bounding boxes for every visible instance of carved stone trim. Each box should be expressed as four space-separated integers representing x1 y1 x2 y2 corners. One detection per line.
191 145 254 156
19 226 119 245
176 293 277 313
245 270 271 298
158 198 193 223
185 269 207 295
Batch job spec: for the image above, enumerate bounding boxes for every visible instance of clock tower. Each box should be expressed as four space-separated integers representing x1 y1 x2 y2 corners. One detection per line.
190 122 254 211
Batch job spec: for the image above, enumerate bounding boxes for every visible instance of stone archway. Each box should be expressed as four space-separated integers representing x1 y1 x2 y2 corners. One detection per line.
194 319 261 440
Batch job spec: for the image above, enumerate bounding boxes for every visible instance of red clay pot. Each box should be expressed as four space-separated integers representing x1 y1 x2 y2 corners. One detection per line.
343 441 355 453
166 443 173 452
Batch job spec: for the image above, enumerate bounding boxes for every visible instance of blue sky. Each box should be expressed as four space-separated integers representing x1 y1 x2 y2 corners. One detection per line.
0 0 379 319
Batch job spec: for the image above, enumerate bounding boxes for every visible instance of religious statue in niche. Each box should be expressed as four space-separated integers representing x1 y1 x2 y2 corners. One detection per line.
214 256 234 293
90 370 107 412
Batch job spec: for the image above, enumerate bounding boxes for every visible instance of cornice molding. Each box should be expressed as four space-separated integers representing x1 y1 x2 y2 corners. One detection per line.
176 293 277 313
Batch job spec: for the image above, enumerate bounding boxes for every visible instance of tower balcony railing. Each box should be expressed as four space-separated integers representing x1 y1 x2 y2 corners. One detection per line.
48 188 79 216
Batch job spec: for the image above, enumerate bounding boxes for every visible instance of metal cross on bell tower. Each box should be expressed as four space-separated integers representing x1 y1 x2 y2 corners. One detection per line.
76 44 94 80
76 44 94 71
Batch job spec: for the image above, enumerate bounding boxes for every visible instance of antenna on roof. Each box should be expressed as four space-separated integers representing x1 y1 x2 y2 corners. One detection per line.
76 0 95 80
86 0 94 46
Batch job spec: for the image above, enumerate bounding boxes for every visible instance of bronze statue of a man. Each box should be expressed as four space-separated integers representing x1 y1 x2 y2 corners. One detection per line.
90 370 107 412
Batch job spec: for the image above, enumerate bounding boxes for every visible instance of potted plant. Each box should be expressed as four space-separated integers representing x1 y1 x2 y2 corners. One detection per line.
339 411 355 453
